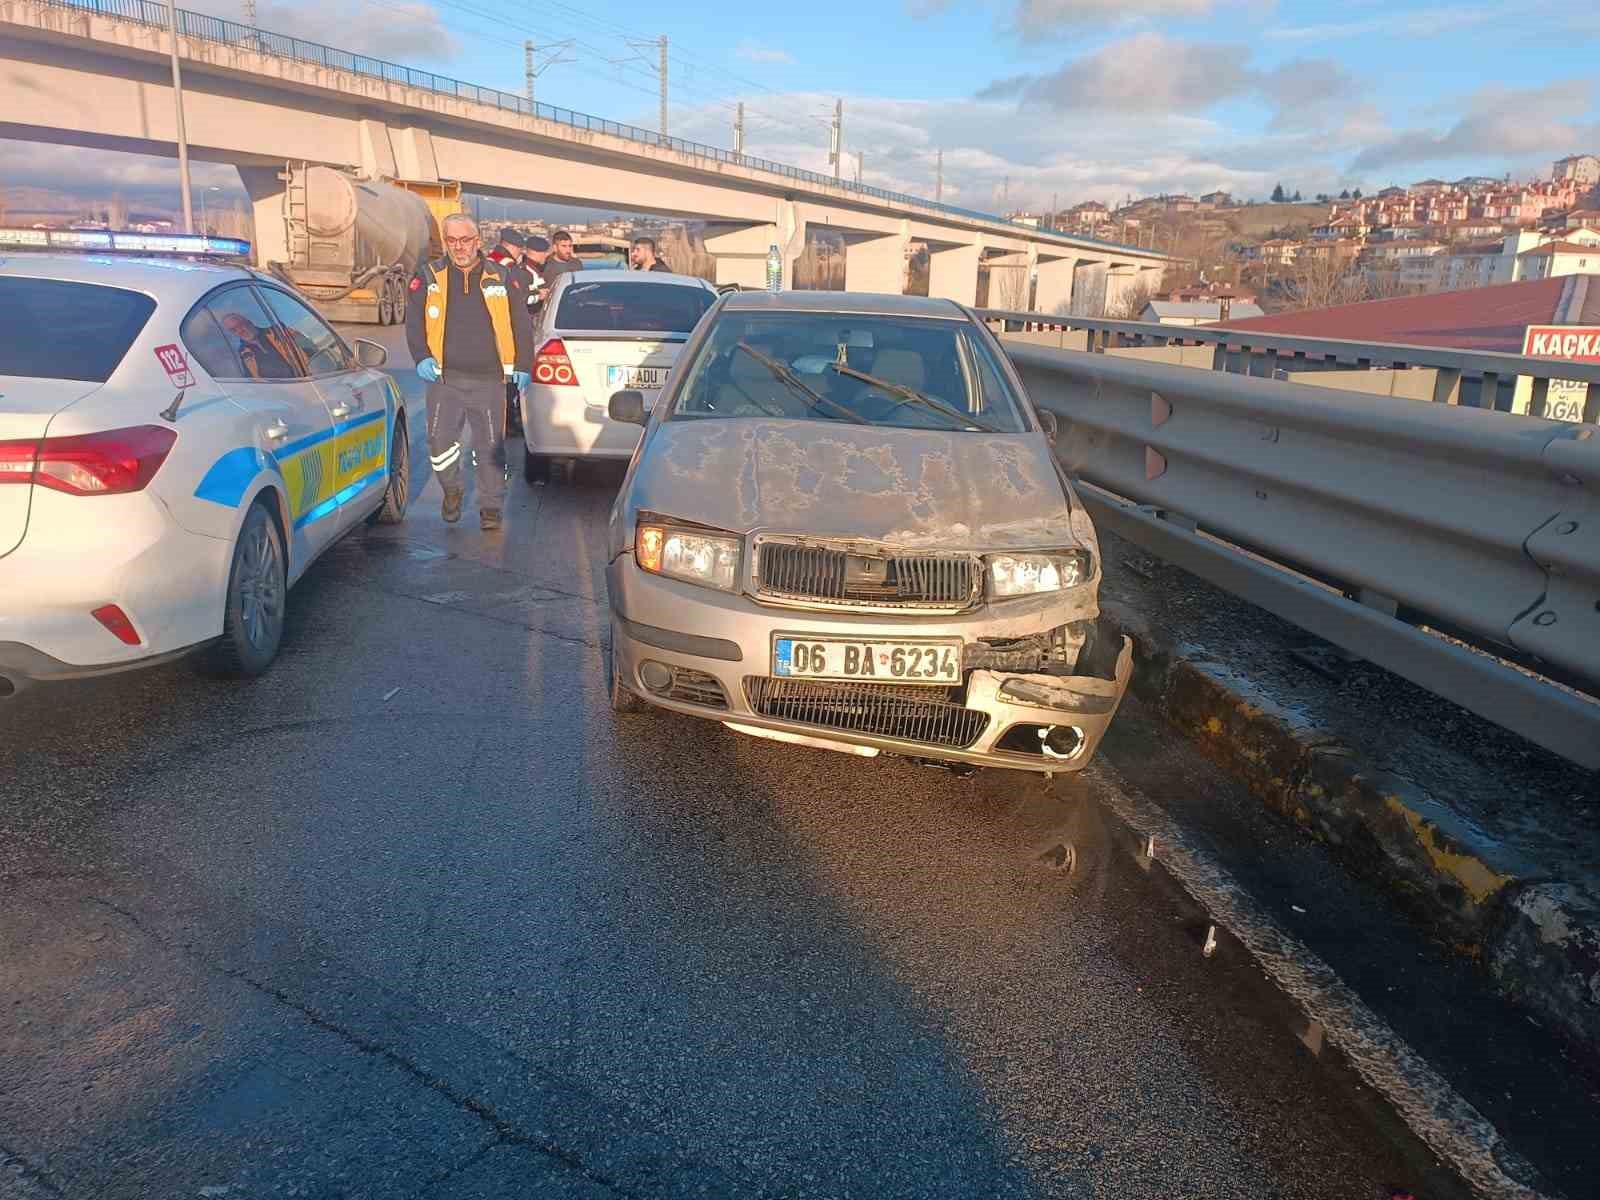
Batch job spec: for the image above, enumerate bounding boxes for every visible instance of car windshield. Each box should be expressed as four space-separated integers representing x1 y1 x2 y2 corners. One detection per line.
0 277 157 382
670 311 1029 432
555 281 713 333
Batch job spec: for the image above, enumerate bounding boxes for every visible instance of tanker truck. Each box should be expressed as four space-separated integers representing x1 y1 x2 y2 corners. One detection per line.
268 163 462 325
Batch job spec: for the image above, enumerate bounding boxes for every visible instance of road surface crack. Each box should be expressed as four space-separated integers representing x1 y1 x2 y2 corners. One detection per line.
87 897 635 1198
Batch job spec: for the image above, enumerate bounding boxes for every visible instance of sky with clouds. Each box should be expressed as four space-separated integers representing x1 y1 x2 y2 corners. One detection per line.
3 0 1597 217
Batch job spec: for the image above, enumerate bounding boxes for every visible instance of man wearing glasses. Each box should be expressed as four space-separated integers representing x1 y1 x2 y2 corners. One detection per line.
406 213 534 532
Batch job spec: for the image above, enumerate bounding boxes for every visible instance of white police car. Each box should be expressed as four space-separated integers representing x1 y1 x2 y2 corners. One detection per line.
0 230 410 695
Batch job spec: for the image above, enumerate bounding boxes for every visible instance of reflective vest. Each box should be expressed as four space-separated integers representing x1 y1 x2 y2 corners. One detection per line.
420 257 518 376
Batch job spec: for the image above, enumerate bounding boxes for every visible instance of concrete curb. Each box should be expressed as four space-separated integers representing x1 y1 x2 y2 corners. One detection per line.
1099 598 1600 1067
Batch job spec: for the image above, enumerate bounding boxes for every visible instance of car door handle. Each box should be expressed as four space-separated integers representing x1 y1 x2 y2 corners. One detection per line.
264 419 289 441
329 403 354 418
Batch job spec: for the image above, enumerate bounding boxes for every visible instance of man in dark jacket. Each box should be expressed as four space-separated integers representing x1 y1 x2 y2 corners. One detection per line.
406 213 534 532
542 230 584 285
629 236 671 272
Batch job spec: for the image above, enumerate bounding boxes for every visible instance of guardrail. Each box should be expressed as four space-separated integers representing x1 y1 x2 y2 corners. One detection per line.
980 307 1600 421
23 0 1152 257
996 339 1600 768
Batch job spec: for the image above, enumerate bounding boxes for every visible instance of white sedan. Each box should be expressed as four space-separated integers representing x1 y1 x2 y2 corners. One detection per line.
522 269 716 482
0 241 410 695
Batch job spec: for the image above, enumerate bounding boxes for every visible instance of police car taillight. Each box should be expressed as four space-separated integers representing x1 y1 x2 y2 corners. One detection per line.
0 426 177 496
535 339 576 386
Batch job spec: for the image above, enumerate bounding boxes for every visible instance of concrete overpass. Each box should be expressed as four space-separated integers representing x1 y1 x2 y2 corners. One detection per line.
0 0 1175 306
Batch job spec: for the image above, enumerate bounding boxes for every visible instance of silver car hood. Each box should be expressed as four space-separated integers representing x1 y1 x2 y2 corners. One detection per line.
625 418 1077 551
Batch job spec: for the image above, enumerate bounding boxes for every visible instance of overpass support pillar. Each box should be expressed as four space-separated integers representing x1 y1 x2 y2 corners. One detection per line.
704 221 780 289
1035 257 1076 315
843 225 910 295
927 243 980 306
1104 262 1140 318
238 165 289 270
1071 260 1108 316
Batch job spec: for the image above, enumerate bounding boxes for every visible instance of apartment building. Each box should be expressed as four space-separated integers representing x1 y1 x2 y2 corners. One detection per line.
1553 154 1600 188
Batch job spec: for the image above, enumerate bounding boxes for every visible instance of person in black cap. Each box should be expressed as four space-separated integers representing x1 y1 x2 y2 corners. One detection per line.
522 235 552 312
487 226 525 270
485 227 530 440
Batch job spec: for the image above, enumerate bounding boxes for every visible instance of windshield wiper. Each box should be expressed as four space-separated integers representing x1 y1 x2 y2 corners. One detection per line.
830 363 1000 433
734 342 870 425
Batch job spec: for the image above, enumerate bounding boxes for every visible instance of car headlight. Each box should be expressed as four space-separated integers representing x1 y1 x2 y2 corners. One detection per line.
986 550 1092 597
636 522 741 592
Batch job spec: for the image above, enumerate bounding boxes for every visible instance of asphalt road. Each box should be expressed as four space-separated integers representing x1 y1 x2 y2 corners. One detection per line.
0 328 1562 1200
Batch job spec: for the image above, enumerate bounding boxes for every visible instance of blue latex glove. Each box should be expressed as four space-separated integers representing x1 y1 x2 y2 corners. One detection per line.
511 369 531 389
416 357 440 383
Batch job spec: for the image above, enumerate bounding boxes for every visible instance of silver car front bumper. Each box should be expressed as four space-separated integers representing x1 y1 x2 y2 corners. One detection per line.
607 555 1133 773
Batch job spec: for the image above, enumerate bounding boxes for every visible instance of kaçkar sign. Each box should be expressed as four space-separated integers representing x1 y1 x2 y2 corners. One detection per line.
1521 325 1598 422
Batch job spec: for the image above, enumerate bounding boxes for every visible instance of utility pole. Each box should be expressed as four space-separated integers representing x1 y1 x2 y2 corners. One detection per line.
658 35 669 139
523 40 573 111
166 0 193 233
243 0 256 26
829 99 842 181
935 148 943 202
733 101 744 158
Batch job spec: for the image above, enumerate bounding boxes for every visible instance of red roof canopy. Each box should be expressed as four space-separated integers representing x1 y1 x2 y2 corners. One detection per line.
1213 275 1600 353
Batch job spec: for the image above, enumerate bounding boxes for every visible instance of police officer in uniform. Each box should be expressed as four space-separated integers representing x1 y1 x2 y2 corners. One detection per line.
406 213 533 532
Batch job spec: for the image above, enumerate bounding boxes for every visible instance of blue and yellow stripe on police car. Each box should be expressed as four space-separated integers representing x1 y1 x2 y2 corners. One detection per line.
289 409 389 528
193 408 389 528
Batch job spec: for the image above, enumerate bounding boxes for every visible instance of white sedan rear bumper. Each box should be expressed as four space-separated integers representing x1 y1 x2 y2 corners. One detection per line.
0 488 231 689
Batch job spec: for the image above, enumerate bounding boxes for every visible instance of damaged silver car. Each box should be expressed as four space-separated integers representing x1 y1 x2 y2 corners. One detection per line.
603 290 1132 773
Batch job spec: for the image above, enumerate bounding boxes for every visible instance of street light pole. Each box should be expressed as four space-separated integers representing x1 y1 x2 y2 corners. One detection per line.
166 0 194 233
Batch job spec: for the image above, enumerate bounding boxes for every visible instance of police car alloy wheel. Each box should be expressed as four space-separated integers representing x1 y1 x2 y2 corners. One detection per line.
213 503 287 676
368 421 410 525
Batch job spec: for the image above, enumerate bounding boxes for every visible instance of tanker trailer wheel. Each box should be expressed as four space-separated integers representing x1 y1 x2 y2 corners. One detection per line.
389 270 409 325
377 275 396 325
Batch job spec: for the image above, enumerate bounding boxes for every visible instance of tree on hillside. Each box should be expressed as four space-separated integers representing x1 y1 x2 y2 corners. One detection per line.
1271 183 1286 203
1339 189 1351 199
1293 190 1303 202
1353 188 1363 199
1282 251 1367 312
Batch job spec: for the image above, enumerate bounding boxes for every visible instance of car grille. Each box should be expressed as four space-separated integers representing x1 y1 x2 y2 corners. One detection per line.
755 541 981 611
744 677 990 749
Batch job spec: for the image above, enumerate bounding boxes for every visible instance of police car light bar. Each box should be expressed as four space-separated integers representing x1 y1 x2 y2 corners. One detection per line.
0 227 252 258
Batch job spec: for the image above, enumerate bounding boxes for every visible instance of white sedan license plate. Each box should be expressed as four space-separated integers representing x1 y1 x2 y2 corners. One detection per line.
606 365 668 391
773 637 961 684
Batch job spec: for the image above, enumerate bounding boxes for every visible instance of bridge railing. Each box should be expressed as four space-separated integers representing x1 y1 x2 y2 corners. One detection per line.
979 307 1600 422
27 0 1152 254
998 337 1600 768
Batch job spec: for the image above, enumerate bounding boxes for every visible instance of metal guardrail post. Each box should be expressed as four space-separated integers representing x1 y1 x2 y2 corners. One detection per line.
998 340 1600 769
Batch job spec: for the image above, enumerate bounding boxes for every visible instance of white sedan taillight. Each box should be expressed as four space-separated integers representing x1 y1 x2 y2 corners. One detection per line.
534 338 577 386
0 425 177 496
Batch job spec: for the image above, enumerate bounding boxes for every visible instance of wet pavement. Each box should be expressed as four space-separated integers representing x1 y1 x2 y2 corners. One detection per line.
0 329 1589 1199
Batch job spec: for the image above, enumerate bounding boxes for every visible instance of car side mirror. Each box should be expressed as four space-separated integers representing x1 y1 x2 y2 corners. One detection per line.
609 390 647 425
1036 408 1059 447
354 339 388 368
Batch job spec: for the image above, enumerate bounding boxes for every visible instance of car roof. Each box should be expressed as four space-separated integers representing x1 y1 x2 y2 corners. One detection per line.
720 290 969 319
0 252 258 304
553 268 714 288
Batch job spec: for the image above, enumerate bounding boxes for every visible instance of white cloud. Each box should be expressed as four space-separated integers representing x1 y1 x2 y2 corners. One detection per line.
255 0 459 61
1352 80 1598 171
977 34 1353 128
1266 2 1518 41
735 41 795 65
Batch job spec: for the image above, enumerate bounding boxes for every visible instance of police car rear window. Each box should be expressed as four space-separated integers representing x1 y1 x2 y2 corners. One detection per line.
0 278 157 383
555 282 712 334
